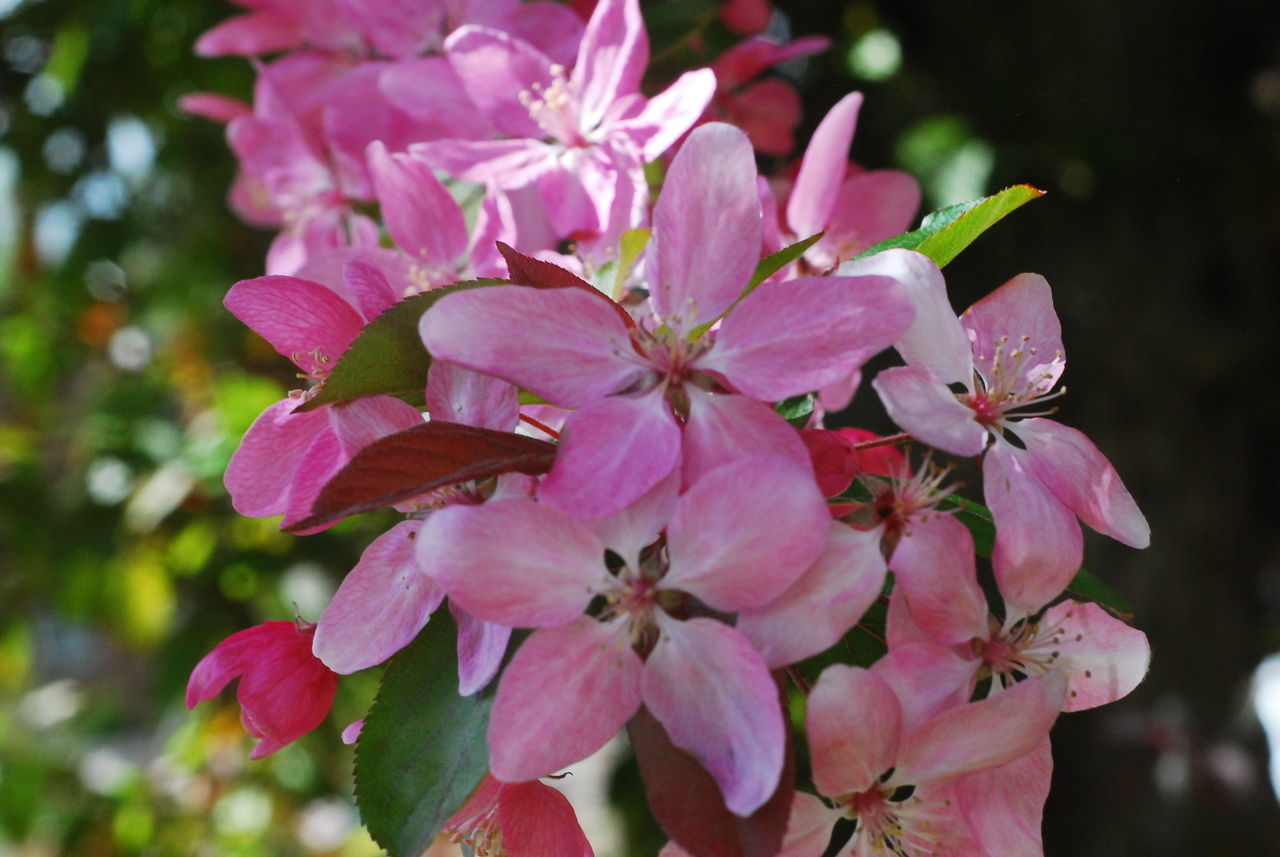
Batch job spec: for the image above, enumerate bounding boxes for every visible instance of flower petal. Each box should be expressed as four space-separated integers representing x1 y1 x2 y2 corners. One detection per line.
423 499 606 628
702 273 912 401
367 141 470 266
1042 600 1150 711
872 366 987 456
651 123 761 330
681 391 812 489
961 273 1065 394
643 615 784 816
419 285 642 408
805 664 900 797
737 522 886 668
426 360 520 432
489 618 642 782
1014 418 1149 548
612 68 717 161
583 469 679 571
786 92 862 238
840 249 969 384
955 739 1052 857
538 391 681 519
313 521 443 673
454 607 513 697
499 780 596 857
984 442 1083 617
573 0 648 131
889 513 989 645
444 25 553 139
224 275 364 375
896 671 1066 784
665 456 829 612
225 398 330 518
818 170 921 260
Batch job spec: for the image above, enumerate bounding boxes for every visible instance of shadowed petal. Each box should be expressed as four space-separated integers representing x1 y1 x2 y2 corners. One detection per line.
499 780 596 857
313 521 443 673
426 360 520 432
805 664 900 797
368 141 469 266
489 617 642 782
956 739 1052 857
889 513 989 645
454 607 513 696
643 615 784 816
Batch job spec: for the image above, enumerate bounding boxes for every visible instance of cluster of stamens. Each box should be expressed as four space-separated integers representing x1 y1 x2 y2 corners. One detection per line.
518 65 586 146
840 783 941 857
961 334 1067 429
974 608 1083 691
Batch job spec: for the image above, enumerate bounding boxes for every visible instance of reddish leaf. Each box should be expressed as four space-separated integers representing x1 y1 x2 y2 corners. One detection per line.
285 422 557 532
496 241 636 330
627 691 794 857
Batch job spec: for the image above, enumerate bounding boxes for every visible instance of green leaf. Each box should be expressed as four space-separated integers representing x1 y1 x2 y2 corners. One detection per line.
775 393 815 428
614 228 652 299
298 280 505 412
354 611 495 857
941 494 996 558
1066 568 1133 617
855 184 1044 267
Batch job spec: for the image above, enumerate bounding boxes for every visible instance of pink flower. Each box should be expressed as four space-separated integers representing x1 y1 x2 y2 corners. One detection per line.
411 0 715 245
186 620 338 759
870 261 1150 613
420 123 913 517
442 774 594 857
424 456 831 815
770 658 1066 857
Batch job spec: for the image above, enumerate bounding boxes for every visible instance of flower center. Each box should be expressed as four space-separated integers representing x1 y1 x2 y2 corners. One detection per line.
960 334 1066 430
974 609 1076 690
518 65 587 147
841 784 940 857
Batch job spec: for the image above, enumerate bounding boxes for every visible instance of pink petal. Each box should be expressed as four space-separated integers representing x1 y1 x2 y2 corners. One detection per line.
737 522 886 668
329 396 424 457
724 79 804 157
611 69 717 161
367 141 469 266
869 640 977 731
453 607 513 696
840 250 970 385
896 671 1067 784
410 138 560 188
225 398 330 518
499 780 595 857
984 442 1083 617
651 123 761 330
195 13 301 56
817 170 921 261
701 273 912 401
1042 601 1150 712
378 58 496 140
342 257 398 320
961 273 1066 394
681 391 813 489
664 456 829 612
489 618 642 782
1014 418 1150 548
423 499 606 627
774 792 844 857
643 615 784 816
786 92 862 239
871 365 987 456
889 513 989 645
179 92 251 122
573 0 648 131
341 719 364 744
313 521 443 673
419 285 642 408
224 275 364 375
804 664 900 797
426 361 520 432
505 3 588 67
955 739 1052 857
538 391 681 519
280 425 348 534
444 25 553 139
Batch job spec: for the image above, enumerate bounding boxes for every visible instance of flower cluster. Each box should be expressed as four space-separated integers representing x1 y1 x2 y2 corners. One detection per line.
184 2 1150 856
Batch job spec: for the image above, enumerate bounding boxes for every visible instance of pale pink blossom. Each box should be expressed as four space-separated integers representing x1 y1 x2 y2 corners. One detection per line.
424 456 830 815
420 123 913 517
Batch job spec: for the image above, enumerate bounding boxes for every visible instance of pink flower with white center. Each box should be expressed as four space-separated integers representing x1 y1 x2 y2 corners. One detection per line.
441 774 594 857
770 660 1066 857
410 0 716 244
420 123 914 517
423 455 831 816
186 620 338 759
869 257 1150 614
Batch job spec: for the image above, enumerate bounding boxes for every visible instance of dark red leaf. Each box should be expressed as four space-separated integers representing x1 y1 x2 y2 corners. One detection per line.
627 691 795 857
496 241 636 330
284 421 557 533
